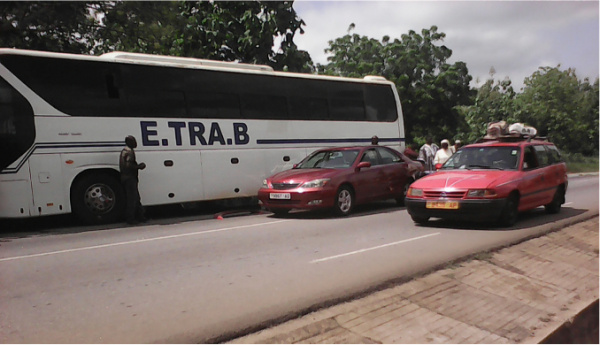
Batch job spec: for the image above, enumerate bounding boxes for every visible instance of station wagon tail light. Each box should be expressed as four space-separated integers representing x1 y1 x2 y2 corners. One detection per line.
302 178 330 188
407 187 423 197
467 189 497 198
262 179 271 188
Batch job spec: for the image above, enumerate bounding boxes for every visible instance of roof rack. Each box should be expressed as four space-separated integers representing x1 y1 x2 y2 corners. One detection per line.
475 135 548 143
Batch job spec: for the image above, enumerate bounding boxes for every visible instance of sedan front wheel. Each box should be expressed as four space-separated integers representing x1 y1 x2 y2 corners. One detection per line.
334 185 354 216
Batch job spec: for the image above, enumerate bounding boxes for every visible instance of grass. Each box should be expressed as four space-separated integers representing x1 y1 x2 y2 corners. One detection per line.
563 153 599 174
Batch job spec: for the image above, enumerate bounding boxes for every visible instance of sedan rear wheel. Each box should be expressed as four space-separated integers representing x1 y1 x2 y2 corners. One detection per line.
334 185 354 216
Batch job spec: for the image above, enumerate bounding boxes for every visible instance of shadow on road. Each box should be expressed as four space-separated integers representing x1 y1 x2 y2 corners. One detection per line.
0 200 260 239
415 206 588 231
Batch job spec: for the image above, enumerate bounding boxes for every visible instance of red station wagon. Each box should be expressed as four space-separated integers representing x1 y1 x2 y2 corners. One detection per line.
405 136 568 226
258 146 423 216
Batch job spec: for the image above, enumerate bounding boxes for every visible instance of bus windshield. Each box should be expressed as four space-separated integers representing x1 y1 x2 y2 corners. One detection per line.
0 76 35 171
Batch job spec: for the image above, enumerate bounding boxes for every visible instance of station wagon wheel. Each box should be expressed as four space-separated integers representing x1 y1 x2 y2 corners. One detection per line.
545 186 564 214
411 215 429 224
498 195 519 227
334 185 354 216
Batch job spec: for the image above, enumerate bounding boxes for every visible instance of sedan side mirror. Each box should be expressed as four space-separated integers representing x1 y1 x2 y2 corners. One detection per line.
356 161 371 171
435 163 443 170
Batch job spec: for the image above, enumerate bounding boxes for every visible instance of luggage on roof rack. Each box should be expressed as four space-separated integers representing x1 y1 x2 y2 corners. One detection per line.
476 121 541 143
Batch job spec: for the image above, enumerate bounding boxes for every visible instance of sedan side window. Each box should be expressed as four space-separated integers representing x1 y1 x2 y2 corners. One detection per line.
376 147 401 165
361 149 380 166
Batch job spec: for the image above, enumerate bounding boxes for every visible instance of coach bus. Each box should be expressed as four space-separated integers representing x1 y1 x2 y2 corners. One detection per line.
0 49 405 224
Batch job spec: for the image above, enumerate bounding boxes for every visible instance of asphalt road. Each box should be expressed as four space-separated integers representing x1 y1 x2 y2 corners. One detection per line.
0 174 597 343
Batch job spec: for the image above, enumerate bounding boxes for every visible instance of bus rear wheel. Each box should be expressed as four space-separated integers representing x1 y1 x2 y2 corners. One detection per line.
71 172 125 224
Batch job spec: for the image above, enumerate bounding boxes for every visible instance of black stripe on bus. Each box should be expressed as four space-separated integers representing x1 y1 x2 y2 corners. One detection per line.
1 141 123 174
256 137 405 145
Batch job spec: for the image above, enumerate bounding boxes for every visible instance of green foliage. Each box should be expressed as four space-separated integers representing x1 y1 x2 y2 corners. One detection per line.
1 1 313 73
319 25 474 145
514 67 598 155
456 77 518 143
0 2 101 53
562 153 599 173
96 1 313 72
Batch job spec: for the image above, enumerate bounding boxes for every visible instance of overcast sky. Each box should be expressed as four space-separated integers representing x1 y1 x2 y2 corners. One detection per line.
291 0 599 91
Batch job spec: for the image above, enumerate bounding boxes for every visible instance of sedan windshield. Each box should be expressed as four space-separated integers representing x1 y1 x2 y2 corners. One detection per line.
296 150 360 169
442 146 521 170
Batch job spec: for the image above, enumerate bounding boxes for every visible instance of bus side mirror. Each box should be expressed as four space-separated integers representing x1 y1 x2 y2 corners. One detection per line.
356 161 371 171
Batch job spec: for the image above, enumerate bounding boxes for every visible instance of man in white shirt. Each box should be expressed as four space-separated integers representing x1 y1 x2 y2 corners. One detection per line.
434 139 452 167
450 139 462 154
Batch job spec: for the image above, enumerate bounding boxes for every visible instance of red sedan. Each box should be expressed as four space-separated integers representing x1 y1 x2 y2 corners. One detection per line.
258 146 423 216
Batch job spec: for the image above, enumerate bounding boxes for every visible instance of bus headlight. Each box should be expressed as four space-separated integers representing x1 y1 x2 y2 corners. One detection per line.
302 178 330 188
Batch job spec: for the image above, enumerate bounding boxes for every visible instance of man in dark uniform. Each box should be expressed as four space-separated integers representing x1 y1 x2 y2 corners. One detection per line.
120 135 146 224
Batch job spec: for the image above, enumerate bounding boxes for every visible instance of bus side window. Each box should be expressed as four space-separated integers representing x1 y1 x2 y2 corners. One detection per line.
105 72 120 99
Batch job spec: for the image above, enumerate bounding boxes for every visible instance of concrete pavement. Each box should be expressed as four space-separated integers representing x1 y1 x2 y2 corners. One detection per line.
229 215 599 344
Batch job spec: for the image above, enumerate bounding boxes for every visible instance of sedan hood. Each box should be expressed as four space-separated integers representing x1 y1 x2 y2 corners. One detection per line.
269 168 340 184
413 170 516 189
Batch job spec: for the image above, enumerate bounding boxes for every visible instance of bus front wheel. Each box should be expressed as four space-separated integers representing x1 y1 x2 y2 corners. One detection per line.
71 172 125 224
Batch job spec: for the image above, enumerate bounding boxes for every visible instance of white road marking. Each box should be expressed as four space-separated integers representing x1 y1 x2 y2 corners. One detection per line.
0 220 290 262
310 232 441 263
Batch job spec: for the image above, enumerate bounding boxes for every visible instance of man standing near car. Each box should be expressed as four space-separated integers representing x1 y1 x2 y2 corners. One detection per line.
120 135 146 224
418 137 438 172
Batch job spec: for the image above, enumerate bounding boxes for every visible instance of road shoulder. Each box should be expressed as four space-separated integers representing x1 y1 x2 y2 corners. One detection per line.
229 216 599 344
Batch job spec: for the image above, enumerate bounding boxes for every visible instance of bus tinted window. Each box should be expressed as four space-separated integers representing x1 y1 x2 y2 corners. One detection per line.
1 55 398 122
0 77 35 171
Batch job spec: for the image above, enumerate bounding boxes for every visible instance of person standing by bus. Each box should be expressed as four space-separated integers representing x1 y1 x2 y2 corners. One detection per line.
120 135 146 224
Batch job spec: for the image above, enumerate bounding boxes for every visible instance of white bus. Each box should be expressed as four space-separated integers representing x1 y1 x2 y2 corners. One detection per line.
0 49 405 224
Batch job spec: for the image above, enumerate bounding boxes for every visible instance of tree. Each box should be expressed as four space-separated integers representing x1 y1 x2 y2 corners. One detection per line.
0 1 101 53
0 1 313 72
456 75 518 143
317 24 385 77
96 1 313 72
320 25 473 145
515 66 599 155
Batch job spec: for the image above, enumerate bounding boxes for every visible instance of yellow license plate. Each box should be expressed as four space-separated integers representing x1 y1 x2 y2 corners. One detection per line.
426 201 459 209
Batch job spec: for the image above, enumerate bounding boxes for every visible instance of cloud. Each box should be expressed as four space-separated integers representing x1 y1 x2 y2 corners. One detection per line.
293 0 599 90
